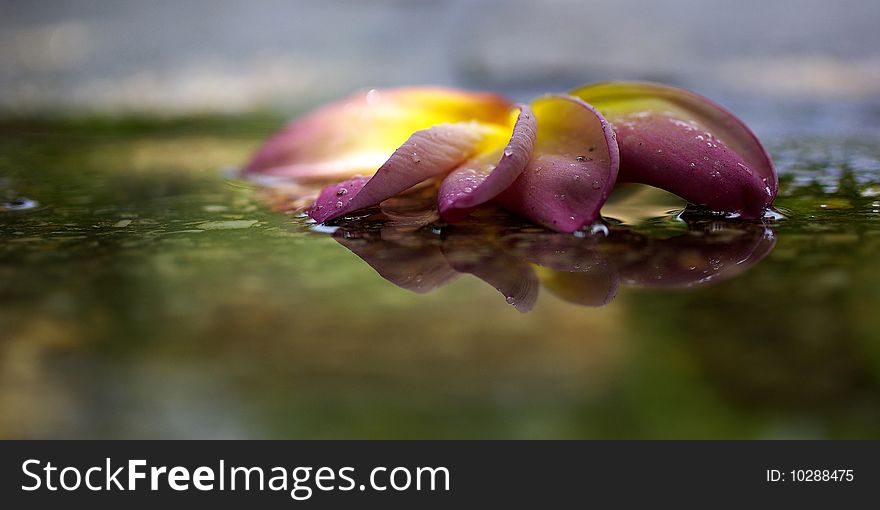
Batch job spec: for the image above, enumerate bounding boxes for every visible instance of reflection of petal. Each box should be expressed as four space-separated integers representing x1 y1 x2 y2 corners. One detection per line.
438 105 536 222
501 231 608 272
245 87 512 181
323 207 775 309
570 82 776 219
534 266 619 308
613 222 776 288
501 231 619 307
497 95 620 233
309 122 496 223
333 228 459 294
441 225 538 313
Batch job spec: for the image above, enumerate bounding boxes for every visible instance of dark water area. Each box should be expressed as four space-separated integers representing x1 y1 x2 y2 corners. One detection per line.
1 117 879 438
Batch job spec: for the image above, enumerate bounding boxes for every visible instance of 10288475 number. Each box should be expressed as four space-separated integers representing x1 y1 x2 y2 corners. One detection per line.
790 469 854 482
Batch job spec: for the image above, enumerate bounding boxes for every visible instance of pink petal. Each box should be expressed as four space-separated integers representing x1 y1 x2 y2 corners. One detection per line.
496 95 620 233
571 82 777 218
614 114 771 218
308 122 493 223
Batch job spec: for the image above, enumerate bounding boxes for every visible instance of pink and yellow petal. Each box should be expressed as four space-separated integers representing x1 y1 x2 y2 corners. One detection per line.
244 87 512 182
497 94 620 233
309 121 502 223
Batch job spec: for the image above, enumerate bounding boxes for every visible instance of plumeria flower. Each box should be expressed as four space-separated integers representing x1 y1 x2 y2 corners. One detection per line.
243 82 776 233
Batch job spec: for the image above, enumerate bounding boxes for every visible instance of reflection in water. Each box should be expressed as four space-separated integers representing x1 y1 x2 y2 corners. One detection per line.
4 118 877 439
326 203 776 312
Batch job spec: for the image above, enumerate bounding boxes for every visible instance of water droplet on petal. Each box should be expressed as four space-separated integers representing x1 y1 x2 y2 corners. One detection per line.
365 88 381 105
336 188 348 196
335 201 344 208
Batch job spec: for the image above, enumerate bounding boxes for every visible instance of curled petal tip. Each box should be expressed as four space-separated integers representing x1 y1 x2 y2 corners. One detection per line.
308 176 371 223
437 104 537 223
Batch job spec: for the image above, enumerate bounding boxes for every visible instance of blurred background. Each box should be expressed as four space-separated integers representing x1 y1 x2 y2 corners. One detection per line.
1 0 880 439
2 0 880 133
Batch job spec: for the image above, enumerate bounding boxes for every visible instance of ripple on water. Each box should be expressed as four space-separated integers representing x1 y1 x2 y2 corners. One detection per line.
2 197 39 211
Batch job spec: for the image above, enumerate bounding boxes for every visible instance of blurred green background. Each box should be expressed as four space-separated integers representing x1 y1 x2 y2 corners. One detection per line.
1 118 878 438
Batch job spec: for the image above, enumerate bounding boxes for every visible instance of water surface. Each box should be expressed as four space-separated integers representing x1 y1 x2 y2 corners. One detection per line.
1 117 878 438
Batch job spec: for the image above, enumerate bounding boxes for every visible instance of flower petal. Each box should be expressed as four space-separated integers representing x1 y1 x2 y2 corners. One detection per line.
244 87 512 181
570 81 777 218
308 122 498 223
437 105 537 222
496 95 620 233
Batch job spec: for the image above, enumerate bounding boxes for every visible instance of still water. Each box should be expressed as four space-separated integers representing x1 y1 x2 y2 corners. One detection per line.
1 117 878 438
